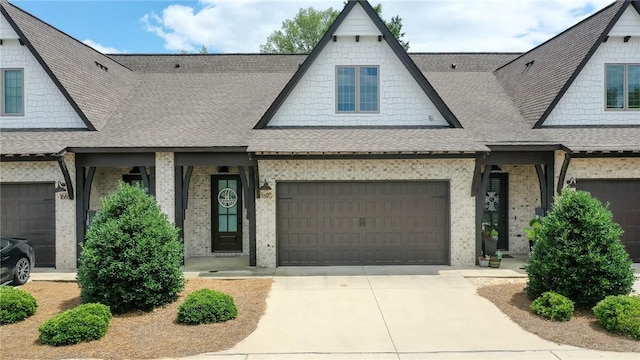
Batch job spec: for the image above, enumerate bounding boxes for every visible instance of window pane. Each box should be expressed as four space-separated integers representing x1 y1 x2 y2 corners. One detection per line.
218 215 228 232
628 65 640 109
3 70 23 114
606 65 624 109
227 215 237 232
337 67 355 112
359 67 378 112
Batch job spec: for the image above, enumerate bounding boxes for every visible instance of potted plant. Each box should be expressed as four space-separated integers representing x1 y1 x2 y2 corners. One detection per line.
489 250 503 268
523 217 541 252
478 254 490 267
482 222 498 256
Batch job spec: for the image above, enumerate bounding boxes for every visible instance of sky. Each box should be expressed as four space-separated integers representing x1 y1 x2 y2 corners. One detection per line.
9 0 615 54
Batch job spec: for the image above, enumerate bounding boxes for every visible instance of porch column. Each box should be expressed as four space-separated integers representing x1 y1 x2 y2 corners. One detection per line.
155 152 175 223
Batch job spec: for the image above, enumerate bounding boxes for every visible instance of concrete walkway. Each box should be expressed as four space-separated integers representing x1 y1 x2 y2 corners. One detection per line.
177 272 640 360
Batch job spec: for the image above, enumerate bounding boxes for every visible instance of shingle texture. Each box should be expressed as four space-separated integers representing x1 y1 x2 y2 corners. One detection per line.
494 1 627 127
1 0 640 156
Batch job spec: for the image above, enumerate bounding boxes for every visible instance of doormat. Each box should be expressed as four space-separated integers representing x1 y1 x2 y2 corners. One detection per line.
501 254 513 258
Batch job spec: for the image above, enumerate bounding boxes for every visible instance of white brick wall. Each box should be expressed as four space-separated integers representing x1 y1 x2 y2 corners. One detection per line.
155 152 175 222
555 154 640 186
0 153 77 269
502 165 541 254
0 39 86 129
544 37 640 126
255 159 475 267
183 166 249 258
268 36 447 127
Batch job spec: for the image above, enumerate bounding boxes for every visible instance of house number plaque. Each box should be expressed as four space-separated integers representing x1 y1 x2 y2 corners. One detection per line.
217 188 238 208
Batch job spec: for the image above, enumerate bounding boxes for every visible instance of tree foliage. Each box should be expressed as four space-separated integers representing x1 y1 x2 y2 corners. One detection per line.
260 4 409 54
77 182 185 315
524 189 634 307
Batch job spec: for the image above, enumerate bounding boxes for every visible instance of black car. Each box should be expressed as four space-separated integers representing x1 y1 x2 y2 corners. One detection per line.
1 237 35 286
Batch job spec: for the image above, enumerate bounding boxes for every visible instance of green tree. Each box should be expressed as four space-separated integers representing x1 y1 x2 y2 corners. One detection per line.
77 182 185 315
260 4 409 54
524 189 634 307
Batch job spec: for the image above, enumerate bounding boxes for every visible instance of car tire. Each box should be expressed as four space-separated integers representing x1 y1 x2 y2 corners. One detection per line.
13 257 31 285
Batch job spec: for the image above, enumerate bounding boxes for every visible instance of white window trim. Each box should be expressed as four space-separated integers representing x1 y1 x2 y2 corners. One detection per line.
335 65 380 114
604 63 640 111
1 68 25 116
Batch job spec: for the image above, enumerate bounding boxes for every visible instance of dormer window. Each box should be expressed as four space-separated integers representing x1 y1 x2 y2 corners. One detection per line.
1 68 24 116
605 64 639 110
336 66 379 113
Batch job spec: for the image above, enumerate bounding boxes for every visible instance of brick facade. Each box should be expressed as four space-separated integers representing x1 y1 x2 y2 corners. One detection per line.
255 158 476 267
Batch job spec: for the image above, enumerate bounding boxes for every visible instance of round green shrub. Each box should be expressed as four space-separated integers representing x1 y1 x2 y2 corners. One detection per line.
593 295 640 340
77 182 185 314
530 291 575 321
176 289 238 325
524 190 634 307
0 287 37 325
39 303 112 346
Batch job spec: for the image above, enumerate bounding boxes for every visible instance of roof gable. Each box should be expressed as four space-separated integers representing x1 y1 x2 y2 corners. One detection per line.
254 0 461 129
495 0 631 128
0 0 135 131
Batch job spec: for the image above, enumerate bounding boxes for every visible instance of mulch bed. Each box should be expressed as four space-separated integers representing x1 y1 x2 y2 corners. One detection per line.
1 278 272 359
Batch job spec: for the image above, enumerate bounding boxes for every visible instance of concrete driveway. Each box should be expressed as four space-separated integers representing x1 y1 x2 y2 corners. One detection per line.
184 271 639 360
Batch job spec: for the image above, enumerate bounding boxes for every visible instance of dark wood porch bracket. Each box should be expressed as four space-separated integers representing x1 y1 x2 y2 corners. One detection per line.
473 148 557 262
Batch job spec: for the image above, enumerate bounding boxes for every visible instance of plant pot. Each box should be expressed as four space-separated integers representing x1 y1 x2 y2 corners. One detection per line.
489 258 501 268
478 257 489 267
483 238 498 256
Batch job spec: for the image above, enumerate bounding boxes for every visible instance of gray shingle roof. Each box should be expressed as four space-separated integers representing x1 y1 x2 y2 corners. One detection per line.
2 0 639 156
494 1 628 128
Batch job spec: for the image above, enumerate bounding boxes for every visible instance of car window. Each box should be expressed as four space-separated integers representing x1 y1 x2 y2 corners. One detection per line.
0 238 9 251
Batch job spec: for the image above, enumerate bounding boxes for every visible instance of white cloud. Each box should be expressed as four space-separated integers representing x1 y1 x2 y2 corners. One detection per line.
141 0 614 53
83 39 125 54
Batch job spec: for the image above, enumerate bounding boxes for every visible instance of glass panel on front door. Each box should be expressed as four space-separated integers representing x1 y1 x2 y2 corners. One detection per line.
212 176 242 252
483 173 508 250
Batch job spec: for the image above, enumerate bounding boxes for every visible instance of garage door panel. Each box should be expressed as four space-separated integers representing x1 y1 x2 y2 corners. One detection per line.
576 179 640 262
278 181 449 266
1 183 56 267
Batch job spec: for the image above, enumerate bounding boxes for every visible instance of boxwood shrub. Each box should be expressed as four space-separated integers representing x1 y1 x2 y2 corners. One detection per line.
177 289 238 325
77 182 184 314
39 303 112 346
525 190 634 306
593 295 640 340
0 287 37 325
530 291 574 321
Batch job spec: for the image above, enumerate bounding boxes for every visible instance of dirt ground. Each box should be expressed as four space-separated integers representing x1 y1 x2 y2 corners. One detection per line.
471 278 640 353
1 278 272 359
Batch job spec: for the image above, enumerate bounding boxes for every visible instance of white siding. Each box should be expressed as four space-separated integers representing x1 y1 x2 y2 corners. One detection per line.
0 38 86 129
0 13 19 39
268 1 446 127
333 2 380 37
543 37 640 126
608 6 640 37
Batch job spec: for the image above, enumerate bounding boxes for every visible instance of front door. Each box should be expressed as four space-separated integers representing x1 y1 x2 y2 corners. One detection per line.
483 173 508 250
212 175 242 252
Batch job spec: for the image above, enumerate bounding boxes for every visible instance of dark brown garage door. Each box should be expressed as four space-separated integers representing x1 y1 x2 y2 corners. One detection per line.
277 181 449 266
1 183 56 267
576 179 640 262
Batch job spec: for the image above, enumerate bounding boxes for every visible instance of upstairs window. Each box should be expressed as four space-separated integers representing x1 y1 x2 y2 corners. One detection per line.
605 64 639 110
2 69 24 116
336 66 379 113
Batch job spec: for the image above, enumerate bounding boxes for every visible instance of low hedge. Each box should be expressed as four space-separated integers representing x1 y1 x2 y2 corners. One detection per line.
593 295 640 340
39 303 112 346
530 291 574 321
0 287 38 325
177 289 238 325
